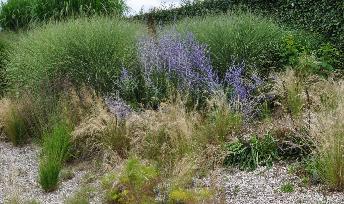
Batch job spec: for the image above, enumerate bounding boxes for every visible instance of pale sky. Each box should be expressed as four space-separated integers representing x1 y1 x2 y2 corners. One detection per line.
127 0 183 15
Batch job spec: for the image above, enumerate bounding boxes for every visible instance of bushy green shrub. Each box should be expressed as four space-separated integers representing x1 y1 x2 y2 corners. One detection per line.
224 133 278 170
175 12 320 77
0 0 127 30
39 119 72 192
6 17 144 97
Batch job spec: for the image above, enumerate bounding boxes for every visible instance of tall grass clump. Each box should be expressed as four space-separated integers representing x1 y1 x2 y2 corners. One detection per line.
39 119 72 192
312 81 344 190
6 17 144 97
0 100 28 146
0 0 127 30
175 11 321 77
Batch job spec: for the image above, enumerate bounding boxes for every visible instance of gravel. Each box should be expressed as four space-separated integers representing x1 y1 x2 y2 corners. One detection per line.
1 140 344 204
224 164 344 204
0 142 95 204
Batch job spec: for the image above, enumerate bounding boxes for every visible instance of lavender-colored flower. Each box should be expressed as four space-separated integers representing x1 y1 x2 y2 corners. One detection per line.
137 30 219 95
105 96 132 120
224 63 263 119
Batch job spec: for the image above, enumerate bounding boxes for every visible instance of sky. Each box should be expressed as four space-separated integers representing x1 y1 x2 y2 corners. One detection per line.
126 0 183 15
0 0 184 15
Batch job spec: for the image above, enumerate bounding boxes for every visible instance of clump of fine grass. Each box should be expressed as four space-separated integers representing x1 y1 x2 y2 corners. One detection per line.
175 11 321 76
6 17 144 96
1 100 28 146
39 119 72 192
312 81 344 190
274 69 305 118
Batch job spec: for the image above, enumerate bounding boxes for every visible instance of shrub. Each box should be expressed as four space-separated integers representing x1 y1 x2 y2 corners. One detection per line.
6 17 144 97
0 0 127 30
39 119 72 192
175 12 320 76
102 158 159 204
224 133 278 170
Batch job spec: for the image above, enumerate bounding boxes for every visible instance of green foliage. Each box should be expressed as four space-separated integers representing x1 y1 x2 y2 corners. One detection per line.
102 158 159 204
135 0 344 68
224 133 278 170
6 17 144 97
39 119 72 192
175 12 318 76
205 100 243 142
0 0 127 30
0 0 33 30
280 182 294 193
0 34 10 96
285 82 304 117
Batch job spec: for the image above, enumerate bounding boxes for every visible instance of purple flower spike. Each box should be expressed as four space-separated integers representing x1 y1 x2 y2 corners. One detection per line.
137 30 220 95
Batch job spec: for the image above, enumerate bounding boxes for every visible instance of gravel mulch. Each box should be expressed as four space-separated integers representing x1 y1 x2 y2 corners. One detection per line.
224 164 344 204
2 140 344 204
0 142 98 204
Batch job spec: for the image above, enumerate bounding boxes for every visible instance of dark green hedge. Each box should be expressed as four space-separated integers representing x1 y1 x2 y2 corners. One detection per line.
134 0 344 52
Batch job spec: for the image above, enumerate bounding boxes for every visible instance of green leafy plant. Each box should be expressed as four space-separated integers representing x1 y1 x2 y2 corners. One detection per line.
224 133 278 170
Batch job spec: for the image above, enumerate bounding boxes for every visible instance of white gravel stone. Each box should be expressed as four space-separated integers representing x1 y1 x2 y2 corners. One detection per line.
0 142 91 204
224 164 344 204
2 141 344 204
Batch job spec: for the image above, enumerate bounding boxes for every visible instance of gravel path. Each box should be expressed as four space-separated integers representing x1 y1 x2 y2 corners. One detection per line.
224 164 344 204
1 141 344 204
0 142 90 204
